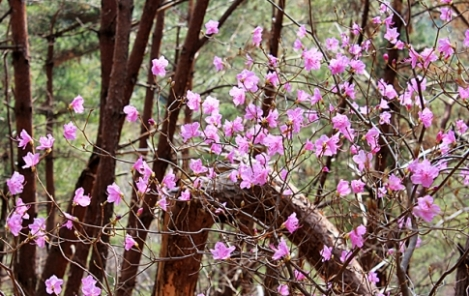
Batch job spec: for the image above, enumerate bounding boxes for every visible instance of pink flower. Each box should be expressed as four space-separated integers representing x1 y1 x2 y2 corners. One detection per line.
244 103 263 121
252 26 263 47
210 241 235 260
81 275 102 296
190 159 208 175
69 95 84 113
329 55 349 75
278 284 289 296
123 105 139 122
459 86 469 100
37 134 55 150
365 127 380 153
107 182 123 205
325 38 339 51
284 212 299 234
29 217 47 248
272 238 290 260
302 47 323 71
351 180 365 193
456 120 468 134
368 271 380 284
205 20 219 35
151 56 168 77
263 135 284 156
133 156 153 180
378 79 398 99
297 24 307 38
229 86 246 106
340 250 353 262
320 245 333 261
18 129 33 149
384 26 399 44
440 7 452 22
157 195 169 211
387 174 405 191
202 96 220 115
6 213 23 236
349 59 365 74
413 195 440 222
315 134 340 157
294 269 306 281
73 187 91 207
136 177 149 195
438 37 454 59
181 122 201 142
418 108 433 128
124 234 138 251
223 117 244 137
7 172 24 195
379 112 391 125
349 224 366 248
337 179 351 196
265 71 279 87
45 275 63 295
162 170 177 189
186 90 201 111
14 198 29 219
63 213 75 230
179 188 191 201
237 69 259 92
63 122 77 140
22 152 40 169
213 56 224 71
410 159 439 188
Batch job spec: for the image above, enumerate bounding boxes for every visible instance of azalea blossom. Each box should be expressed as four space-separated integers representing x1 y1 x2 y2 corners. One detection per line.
22 152 40 169
151 56 168 77
210 241 235 260
302 47 323 71
368 271 380 284
107 182 123 205
181 122 201 142
205 20 219 35
73 187 91 207
7 171 25 195
124 234 138 251
337 179 351 196
272 238 290 260
278 284 289 296
37 134 55 150
284 212 299 233
410 159 439 188
186 90 201 111
81 275 102 296
123 105 139 122
69 95 84 113
413 195 440 222
18 129 33 149
349 224 366 248
252 26 263 46
63 122 77 140
45 275 63 295
213 56 224 71
320 245 333 261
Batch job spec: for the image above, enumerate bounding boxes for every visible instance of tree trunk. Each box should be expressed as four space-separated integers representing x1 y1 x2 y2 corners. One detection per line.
116 5 165 294
37 1 116 294
200 169 379 296
9 0 37 294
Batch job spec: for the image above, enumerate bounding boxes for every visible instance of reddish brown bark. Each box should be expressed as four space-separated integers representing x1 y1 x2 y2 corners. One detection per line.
9 0 37 294
202 171 378 295
454 241 469 296
86 0 134 283
262 0 285 116
116 6 165 295
37 1 116 294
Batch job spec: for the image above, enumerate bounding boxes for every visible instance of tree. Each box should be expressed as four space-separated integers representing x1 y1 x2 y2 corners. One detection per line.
1 0 469 295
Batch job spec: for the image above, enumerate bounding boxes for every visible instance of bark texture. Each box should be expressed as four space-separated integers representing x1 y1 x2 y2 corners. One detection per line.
9 0 37 294
201 169 379 296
